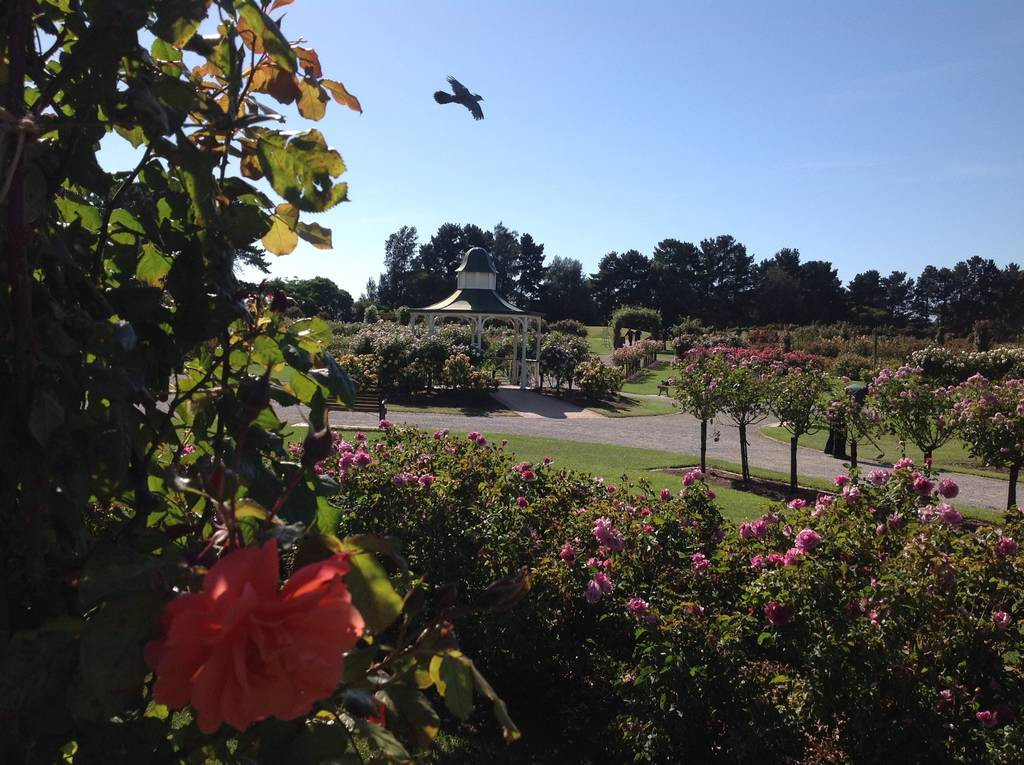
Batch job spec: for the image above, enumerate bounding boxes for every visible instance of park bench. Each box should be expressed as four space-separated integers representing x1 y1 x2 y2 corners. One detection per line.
657 377 676 397
328 384 387 420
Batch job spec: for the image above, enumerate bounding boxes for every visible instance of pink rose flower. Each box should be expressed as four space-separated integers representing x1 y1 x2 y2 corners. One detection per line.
660 488 671 500
913 476 934 496
794 528 822 552
378 419 392 430
559 543 575 562
833 474 850 487
937 479 959 498
997 536 1018 558
764 602 792 626
691 552 711 572
938 503 963 527
783 547 804 566
593 517 625 552
993 611 1012 631
787 499 807 510
516 496 529 507
976 710 998 728
893 457 914 470
867 469 890 486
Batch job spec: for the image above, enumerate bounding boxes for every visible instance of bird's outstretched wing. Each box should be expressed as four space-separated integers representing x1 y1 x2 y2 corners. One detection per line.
467 99 484 120
447 76 470 98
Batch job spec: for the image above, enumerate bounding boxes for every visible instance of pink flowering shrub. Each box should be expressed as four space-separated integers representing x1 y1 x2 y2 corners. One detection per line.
297 425 1024 763
870 365 959 458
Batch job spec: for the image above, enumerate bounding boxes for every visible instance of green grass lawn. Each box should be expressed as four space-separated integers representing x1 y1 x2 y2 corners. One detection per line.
294 426 1001 522
760 425 1006 479
583 392 679 418
584 324 612 356
619 353 678 396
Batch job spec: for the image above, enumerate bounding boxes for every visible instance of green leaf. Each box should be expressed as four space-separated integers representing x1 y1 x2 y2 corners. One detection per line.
344 549 403 635
262 210 299 255
136 244 173 286
296 220 333 249
379 686 440 749
235 1 297 72
352 719 412 764
433 654 474 721
253 128 348 213
56 194 102 231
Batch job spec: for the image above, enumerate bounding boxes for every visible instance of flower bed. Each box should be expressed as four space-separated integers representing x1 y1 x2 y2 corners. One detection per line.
307 425 1024 763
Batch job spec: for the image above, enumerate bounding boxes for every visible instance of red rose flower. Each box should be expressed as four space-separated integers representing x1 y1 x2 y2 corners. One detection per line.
145 540 364 733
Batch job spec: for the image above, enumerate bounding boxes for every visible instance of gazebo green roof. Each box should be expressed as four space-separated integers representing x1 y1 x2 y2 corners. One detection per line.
420 288 527 314
455 247 497 274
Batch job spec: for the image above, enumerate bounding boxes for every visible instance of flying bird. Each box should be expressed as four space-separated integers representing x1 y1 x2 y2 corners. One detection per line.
433 76 484 120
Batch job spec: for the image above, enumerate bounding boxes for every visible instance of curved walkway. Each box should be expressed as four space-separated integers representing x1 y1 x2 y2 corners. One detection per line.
284 403 1019 513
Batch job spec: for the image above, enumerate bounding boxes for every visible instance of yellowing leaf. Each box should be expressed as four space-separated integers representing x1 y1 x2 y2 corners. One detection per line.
296 78 328 121
322 79 363 113
262 214 298 255
235 498 270 520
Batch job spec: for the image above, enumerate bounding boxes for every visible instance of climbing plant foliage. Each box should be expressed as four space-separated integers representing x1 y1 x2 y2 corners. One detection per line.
0 1 514 761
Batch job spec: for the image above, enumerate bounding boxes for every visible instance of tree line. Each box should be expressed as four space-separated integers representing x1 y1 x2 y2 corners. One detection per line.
274 222 1023 337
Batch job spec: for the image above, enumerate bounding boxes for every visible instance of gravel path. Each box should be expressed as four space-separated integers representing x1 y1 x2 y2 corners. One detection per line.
282 403 1019 513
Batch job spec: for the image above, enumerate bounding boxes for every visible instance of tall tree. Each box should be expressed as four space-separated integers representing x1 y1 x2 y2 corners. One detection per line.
880 270 915 325
588 250 651 319
650 238 700 325
540 257 597 322
695 235 754 324
378 225 418 307
490 222 520 294
512 233 546 308
799 260 846 323
847 269 887 325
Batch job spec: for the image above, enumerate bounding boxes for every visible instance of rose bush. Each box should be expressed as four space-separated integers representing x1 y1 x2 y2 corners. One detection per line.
295 425 1024 763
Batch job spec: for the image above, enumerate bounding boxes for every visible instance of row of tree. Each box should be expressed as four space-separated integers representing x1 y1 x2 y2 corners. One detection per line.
362 224 1024 336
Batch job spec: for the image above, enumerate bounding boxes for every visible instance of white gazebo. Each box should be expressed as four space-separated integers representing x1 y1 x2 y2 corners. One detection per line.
409 247 542 389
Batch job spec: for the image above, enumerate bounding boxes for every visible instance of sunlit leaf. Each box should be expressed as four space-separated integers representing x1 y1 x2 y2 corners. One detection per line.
235 0 297 72
322 79 363 113
296 78 328 121
262 212 298 255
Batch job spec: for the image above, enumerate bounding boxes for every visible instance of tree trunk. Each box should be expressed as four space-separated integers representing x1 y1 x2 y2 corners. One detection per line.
1009 463 1020 510
849 439 858 469
790 436 798 493
700 419 707 473
739 423 749 482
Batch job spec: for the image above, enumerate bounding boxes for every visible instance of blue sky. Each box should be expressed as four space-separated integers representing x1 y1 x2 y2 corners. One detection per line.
167 2 1024 295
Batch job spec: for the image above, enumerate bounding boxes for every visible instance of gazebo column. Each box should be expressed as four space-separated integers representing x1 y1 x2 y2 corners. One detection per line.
519 317 529 389
533 317 541 389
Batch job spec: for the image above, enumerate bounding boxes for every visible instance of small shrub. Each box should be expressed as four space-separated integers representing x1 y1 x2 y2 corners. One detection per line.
550 318 589 337
576 356 625 400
